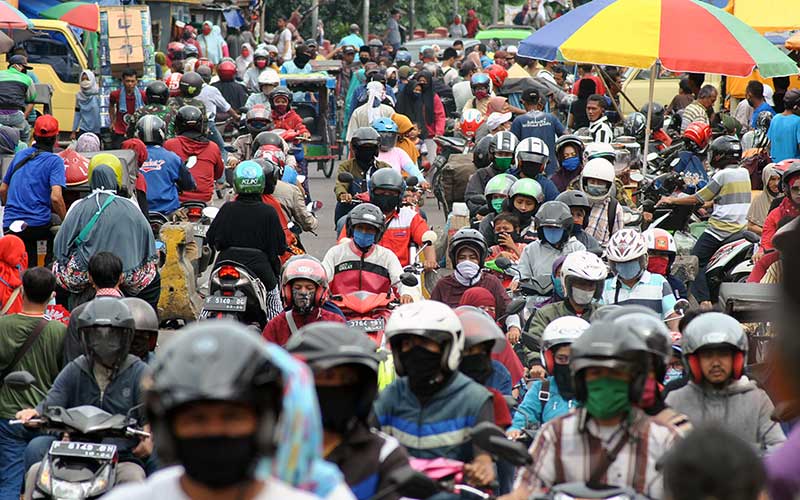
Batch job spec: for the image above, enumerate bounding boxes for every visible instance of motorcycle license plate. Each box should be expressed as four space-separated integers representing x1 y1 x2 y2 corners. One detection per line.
347 318 385 332
194 224 208 238
203 295 247 312
49 441 117 461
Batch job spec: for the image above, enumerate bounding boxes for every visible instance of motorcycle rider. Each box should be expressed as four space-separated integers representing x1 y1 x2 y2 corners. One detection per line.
570 143 636 209
555 190 601 254
643 227 687 300
374 301 496 487
165 71 207 137
673 121 712 195
286 322 411 500
252 158 305 262
164 105 224 204
463 73 493 115
244 47 273 92
657 136 750 310
480 177 544 245
512 137 559 201
579 157 625 246
372 117 425 182
334 127 392 225
480 173 517 222
511 88 565 176
550 135 584 192
137 115 196 216
228 106 273 167
19 299 150 497
457 305 513 398
322 203 412 303
119 297 159 362
126 80 176 139
666 312 786 449
508 316 589 437
465 131 519 216
268 155 320 234
269 86 310 139
212 59 249 111
245 68 281 111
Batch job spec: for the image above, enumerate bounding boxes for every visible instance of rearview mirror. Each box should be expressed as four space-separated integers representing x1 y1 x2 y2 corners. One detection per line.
470 421 532 466
202 206 219 219
4 371 35 392
421 230 438 245
338 172 355 184
505 297 526 317
494 256 513 270
400 272 419 287
406 176 419 187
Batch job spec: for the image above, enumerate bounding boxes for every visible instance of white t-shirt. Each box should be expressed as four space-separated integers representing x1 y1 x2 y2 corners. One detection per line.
102 466 321 500
278 28 293 61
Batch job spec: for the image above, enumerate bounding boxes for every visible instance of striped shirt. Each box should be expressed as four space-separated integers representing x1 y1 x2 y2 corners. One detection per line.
695 166 751 239
601 271 677 319
585 197 625 246
589 116 613 143
681 101 709 132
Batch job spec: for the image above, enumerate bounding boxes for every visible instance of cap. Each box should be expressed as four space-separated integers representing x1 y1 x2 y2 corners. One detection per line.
486 111 512 130
34 115 59 138
397 65 413 79
342 45 356 54
521 88 541 104
8 55 32 70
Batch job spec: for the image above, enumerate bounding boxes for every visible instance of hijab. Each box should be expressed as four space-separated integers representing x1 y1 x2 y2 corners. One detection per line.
198 22 225 64
391 112 420 164
0 235 26 314
75 132 101 153
749 163 781 227
237 42 254 77
366 81 386 124
77 69 98 105
396 70 435 135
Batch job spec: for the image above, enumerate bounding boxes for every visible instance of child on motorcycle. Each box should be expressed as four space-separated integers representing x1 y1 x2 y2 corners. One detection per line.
643 228 687 300
555 190 602 255
479 177 543 246
228 105 272 167
488 213 526 262
372 117 426 184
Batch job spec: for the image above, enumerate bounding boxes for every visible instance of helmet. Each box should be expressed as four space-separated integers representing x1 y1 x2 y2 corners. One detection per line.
268 86 293 106
606 228 647 263
623 112 646 140
77 297 136 371
455 306 504 351
509 178 544 203
755 110 773 131
233 160 266 194
174 105 205 136
515 137 550 167
120 297 159 359
485 64 508 89
448 227 488 266
492 130 518 155
136 115 166 145
88 153 124 189
584 142 616 162
345 203 386 240
253 47 269 60
473 135 495 169
350 126 381 152
145 321 283 462
145 80 169 105
182 44 199 59
708 135 742 169
179 71 204 98
372 117 399 152
643 228 676 255
540 316 590 374
167 41 185 61
580 158 615 202
369 167 405 195
394 50 412 66
682 312 747 383
196 64 212 83
459 109 485 139
534 201 573 243
555 190 591 228
386 301 464 374
780 161 800 198
246 105 272 135
280 255 330 311
218 60 237 81
555 134 585 159
165 73 182 97
683 121 712 151
253 157 281 194
484 173 517 198
258 68 280 87
560 250 607 302
251 131 284 158
639 102 665 130
606 308 672 380
470 73 491 90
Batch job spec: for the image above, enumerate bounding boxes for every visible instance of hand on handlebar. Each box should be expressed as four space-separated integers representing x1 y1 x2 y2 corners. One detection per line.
15 408 40 426
463 455 495 487
339 193 352 203
528 365 547 380
655 196 672 207
400 294 414 304
423 259 438 272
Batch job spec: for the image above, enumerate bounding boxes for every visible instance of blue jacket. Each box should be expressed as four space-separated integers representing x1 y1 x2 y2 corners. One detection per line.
509 376 578 430
672 150 708 195
486 360 512 396
141 145 195 214
375 372 492 462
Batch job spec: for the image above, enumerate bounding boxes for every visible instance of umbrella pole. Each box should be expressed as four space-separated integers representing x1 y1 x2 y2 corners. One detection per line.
642 63 657 175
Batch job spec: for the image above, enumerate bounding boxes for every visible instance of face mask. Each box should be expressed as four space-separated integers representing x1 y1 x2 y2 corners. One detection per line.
496 230 520 243
399 345 446 399
638 376 658 409
80 80 93 91
242 49 251 58
513 207 533 229
273 104 288 115
553 363 574 399
294 55 311 67
202 27 212 36
571 287 595 306
460 353 493 385
490 198 504 213
355 147 377 166
353 229 376 249
255 59 267 69
561 156 581 171
129 333 150 361
387 78 398 87
474 90 489 100
454 260 481 287
552 277 565 298
647 255 670 276
543 227 565 246
413 90 422 97
584 377 631 420
615 260 643 281
585 183 607 197
316 385 360 433
664 367 683 384
175 435 258 489
521 162 542 178
87 335 124 369
494 156 513 172
292 290 315 314
372 193 399 213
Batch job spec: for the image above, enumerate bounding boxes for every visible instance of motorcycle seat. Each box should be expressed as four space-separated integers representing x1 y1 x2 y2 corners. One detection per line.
719 230 759 246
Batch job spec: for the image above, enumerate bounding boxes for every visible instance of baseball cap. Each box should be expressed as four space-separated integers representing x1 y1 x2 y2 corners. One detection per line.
342 45 356 54
8 55 32 70
521 88 541 104
34 115 59 138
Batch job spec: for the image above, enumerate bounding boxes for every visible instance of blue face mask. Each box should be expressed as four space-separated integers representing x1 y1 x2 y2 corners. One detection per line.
353 229 376 249
552 277 565 298
561 156 581 171
615 260 643 280
542 227 565 245
664 367 683 384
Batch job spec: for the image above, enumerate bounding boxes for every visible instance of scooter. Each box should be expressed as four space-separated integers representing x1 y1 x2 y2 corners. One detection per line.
199 253 270 329
706 231 760 301
181 202 215 276
6 371 149 500
405 230 438 302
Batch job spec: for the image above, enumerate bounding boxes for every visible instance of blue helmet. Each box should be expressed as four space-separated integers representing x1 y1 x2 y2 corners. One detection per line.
371 117 398 134
394 51 412 66
470 73 491 89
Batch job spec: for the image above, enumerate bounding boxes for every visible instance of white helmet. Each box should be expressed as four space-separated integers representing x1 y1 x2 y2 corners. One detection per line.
643 227 677 254
541 316 590 373
493 130 519 154
258 68 280 87
515 137 550 166
584 141 616 162
386 301 464 374
560 250 607 303
607 228 648 263
580 158 616 202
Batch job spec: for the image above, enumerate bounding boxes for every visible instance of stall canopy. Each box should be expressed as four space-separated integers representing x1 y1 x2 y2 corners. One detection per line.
729 0 800 34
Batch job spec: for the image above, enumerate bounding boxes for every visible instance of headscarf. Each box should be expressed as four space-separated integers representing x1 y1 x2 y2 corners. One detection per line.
749 163 781 227
391 112 419 164
396 70 435 135
459 287 496 315
54 165 156 276
0 125 20 155
0 235 26 314
75 132 101 153
257 342 345 497
236 42 254 77
198 21 225 64
366 81 386 124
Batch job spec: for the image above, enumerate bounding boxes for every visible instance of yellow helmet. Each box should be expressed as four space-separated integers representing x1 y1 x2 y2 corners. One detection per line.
88 153 124 189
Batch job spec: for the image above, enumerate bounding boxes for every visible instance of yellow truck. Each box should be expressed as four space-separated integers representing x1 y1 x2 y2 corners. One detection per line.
619 67 722 115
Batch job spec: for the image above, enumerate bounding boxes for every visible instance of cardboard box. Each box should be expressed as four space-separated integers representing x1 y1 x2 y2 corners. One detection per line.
107 9 143 38
109 36 144 65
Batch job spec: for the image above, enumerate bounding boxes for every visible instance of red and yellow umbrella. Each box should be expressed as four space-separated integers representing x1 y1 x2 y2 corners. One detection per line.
41 2 99 32
0 1 33 30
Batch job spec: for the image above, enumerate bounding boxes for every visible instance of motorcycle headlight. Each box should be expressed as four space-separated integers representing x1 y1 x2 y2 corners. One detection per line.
51 479 90 499
36 457 52 494
86 462 113 496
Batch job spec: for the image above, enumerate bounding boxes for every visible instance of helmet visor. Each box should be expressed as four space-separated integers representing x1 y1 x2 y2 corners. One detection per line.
82 326 129 368
379 132 397 151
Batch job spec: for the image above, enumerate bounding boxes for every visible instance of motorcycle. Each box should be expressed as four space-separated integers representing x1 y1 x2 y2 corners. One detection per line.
181 202 215 276
405 229 438 302
6 371 149 500
706 231 760 301
199 252 270 329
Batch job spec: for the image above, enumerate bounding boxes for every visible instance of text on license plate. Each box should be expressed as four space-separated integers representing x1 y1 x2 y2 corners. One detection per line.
49 441 117 460
347 318 385 332
203 295 247 312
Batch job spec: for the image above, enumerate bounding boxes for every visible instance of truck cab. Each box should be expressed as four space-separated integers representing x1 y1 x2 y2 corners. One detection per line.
620 67 721 116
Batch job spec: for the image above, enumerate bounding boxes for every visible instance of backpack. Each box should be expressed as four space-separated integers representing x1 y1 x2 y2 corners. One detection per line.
441 153 476 208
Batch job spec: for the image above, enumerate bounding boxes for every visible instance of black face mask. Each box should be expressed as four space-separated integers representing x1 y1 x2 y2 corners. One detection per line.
372 192 400 213
512 207 533 229
294 54 311 67
316 385 360 434
520 162 543 179
553 364 575 400
398 345 447 400
459 353 493 385
495 231 521 243
175 435 258 489
387 78 398 87
129 332 150 361
355 147 377 169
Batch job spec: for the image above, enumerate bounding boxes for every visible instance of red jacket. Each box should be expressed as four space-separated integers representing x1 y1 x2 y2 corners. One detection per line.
761 197 799 251
337 205 430 267
488 387 512 427
272 110 309 136
164 135 224 203
262 308 345 346
427 95 446 138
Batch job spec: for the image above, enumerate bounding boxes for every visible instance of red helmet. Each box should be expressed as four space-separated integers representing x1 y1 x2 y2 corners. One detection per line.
773 158 800 175
280 255 330 309
194 58 214 72
167 41 185 60
218 60 236 81
165 72 182 97
683 121 712 150
485 64 508 90
459 109 485 139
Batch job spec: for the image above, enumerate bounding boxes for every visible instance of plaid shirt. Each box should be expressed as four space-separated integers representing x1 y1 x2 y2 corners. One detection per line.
585 197 625 246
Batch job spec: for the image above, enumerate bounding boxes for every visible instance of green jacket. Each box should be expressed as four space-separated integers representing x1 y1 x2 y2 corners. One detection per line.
523 300 597 365
334 158 392 199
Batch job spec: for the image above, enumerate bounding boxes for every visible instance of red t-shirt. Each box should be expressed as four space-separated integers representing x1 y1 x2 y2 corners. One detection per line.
571 74 607 96
110 89 146 136
164 136 224 203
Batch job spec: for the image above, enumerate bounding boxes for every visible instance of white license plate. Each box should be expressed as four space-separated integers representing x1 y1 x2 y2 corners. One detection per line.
347 318 385 332
49 441 117 461
203 295 247 312
194 224 208 237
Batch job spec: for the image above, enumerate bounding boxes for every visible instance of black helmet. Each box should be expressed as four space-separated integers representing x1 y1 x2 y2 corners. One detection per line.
345 202 386 240
781 161 800 198
196 64 212 83
77 297 136 371
145 80 169 105
369 168 405 213
555 134 585 159
175 105 205 136
144 320 283 463
251 131 283 157
755 110 773 131
639 102 665 130
534 201 573 245
179 71 204 98
136 115 166 145
623 112 646 140
556 190 591 229
601 306 672 381
350 126 381 152
448 227 488 266
120 297 159 361
708 135 742 169
394 50 412 66
268 86 293 106
183 44 199 59
473 135 495 169
253 157 281 195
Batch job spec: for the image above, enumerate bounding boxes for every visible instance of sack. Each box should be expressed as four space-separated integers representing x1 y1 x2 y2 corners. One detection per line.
742 149 771 190
441 153 476 208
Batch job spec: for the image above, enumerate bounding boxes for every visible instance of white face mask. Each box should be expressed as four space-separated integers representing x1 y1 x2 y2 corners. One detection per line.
454 260 481 287
571 287 595 306
80 80 93 90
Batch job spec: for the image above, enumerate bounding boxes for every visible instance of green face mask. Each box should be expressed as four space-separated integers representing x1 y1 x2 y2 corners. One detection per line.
494 156 513 172
584 376 631 420
491 198 504 213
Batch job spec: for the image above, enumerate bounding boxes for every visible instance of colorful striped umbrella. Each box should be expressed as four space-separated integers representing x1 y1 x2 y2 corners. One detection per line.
518 0 798 78
0 1 33 30
41 2 99 32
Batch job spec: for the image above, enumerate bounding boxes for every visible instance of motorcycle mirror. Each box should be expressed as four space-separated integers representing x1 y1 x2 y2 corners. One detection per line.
467 194 487 205
505 297 526 317
405 176 419 187
674 298 690 316
629 171 644 183
201 206 219 219
494 256 513 270
646 152 659 162
383 467 439 499
8 220 26 233
470 421 532 466
186 156 198 169
338 172 355 184
399 272 419 287
4 371 36 392
421 230 438 245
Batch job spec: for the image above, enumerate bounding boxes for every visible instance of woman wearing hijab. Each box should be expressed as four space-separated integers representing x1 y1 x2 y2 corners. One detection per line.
236 43 254 79
748 163 781 235
449 15 468 38
391 113 420 164
154 52 168 80
345 81 394 141
53 164 157 308
197 21 226 65
394 70 445 148
70 70 101 141
0 235 27 315
75 133 101 153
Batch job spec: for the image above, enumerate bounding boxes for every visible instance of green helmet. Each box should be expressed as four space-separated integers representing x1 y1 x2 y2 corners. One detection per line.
233 161 266 194
509 178 544 203
484 173 518 197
